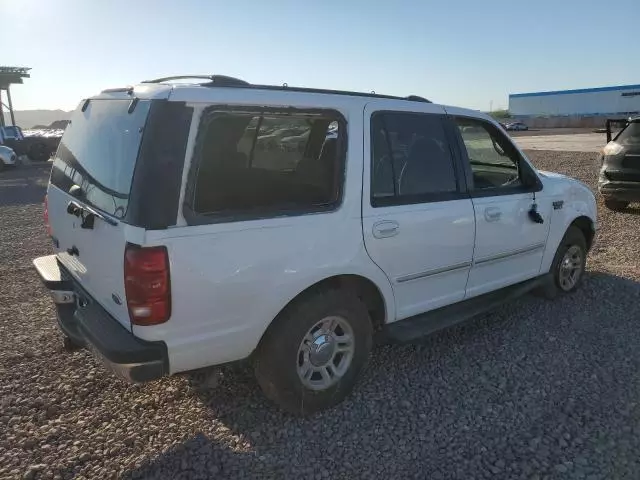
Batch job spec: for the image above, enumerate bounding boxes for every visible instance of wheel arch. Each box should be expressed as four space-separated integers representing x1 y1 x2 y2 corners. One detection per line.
254 273 391 354
540 210 596 274
569 215 595 251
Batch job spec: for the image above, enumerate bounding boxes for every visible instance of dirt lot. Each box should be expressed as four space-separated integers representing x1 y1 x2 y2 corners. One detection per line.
513 134 606 153
1 153 640 480
509 128 598 138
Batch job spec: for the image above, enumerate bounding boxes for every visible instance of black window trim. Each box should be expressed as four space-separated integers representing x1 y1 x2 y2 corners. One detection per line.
182 105 348 226
451 114 543 198
369 110 469 209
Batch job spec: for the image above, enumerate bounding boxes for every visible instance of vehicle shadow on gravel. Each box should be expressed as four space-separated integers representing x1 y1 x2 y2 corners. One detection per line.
122 271 640 480
0 165 50 207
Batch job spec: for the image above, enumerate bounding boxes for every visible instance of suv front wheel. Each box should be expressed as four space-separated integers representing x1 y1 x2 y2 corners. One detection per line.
254 288 373 415
551 226 587 294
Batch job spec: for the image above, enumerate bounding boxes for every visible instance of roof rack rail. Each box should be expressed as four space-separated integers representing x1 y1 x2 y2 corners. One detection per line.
141 75 249 87
240 84 433 103
139 75 432 103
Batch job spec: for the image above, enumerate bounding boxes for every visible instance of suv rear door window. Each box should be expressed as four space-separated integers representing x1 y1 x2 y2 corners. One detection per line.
370 112 458 206
50 99 151 218
189 108 344 221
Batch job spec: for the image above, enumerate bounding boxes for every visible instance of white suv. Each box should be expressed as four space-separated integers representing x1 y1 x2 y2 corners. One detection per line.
34 75 597 414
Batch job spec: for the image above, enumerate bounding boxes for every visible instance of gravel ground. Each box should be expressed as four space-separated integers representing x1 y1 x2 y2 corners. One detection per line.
1 152 640 480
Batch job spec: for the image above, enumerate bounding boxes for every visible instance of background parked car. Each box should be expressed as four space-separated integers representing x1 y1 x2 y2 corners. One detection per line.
0 125 61 161
599 116 640 211
0 145 17 171
505 122 529 131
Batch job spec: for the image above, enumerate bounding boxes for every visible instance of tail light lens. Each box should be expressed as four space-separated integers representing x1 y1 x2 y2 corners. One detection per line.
43 194 52 236
124 244 171 326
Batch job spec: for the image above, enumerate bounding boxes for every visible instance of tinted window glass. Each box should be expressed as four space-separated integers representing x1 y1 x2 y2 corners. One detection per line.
455 117 521 190
192 109 343 217
616 122 640 146
371 112 457 206
50 99 151 218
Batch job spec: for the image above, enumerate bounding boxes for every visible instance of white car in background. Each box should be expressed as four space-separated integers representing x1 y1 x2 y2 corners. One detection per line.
0 145 17 171
506 121 529 131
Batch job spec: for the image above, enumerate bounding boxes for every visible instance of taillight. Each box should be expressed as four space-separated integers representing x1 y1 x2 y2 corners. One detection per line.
124 244 171 326
43 194 52 236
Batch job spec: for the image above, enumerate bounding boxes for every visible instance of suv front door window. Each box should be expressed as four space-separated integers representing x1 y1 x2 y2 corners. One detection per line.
457 119 521 191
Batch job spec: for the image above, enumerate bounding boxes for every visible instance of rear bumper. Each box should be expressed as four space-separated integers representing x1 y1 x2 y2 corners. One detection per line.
32 255 168 383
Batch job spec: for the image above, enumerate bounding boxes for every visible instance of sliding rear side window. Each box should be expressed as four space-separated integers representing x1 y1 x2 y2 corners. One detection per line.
185 107 345 223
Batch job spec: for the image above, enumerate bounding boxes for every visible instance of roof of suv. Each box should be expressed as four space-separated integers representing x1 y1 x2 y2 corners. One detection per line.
92 74 488 122
97 74 434 104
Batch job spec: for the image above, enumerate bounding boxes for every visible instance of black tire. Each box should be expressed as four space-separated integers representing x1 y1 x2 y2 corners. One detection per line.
28 143 48 162
604 198 629 211
549 225 587 295
254 288 373 415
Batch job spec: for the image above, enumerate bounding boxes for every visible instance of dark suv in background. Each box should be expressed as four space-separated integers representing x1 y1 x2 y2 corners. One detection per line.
599 116 640 211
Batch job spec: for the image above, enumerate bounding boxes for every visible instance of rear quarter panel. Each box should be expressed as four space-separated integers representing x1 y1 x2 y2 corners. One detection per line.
137 99 395 374
141 215 394 374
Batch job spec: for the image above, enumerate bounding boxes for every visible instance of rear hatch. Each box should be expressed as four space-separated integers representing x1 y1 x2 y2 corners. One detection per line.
47 96 153 329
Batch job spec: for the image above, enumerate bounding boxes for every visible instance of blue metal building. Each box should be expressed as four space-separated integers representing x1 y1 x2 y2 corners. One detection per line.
509 84 640 120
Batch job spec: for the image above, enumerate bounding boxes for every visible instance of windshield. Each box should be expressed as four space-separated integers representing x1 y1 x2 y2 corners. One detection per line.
2 126 20 138
615 121 640 146
50 99 151 218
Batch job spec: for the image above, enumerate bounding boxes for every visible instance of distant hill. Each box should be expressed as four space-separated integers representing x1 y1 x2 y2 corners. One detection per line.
31 120 71 130
8 110 72 129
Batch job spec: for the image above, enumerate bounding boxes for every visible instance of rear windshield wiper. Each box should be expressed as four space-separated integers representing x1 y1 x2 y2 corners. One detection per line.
67 200 118 228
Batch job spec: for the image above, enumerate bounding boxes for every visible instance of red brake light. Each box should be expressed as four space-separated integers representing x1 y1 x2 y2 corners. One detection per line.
43 194 52 236
124 245 171 326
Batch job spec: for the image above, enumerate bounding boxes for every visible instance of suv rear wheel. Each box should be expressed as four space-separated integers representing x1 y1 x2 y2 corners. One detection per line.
254 288 373 415
604 198 629 211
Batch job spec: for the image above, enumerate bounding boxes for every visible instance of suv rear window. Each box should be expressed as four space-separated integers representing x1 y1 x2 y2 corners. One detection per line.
50 99 151 218
187 108 344 221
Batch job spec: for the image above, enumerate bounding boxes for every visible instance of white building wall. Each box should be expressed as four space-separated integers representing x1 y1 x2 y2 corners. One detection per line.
509 85 640 117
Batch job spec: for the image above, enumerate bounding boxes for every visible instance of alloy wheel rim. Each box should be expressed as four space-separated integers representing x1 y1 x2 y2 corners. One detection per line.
558 245 583 291
296 315 354 391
